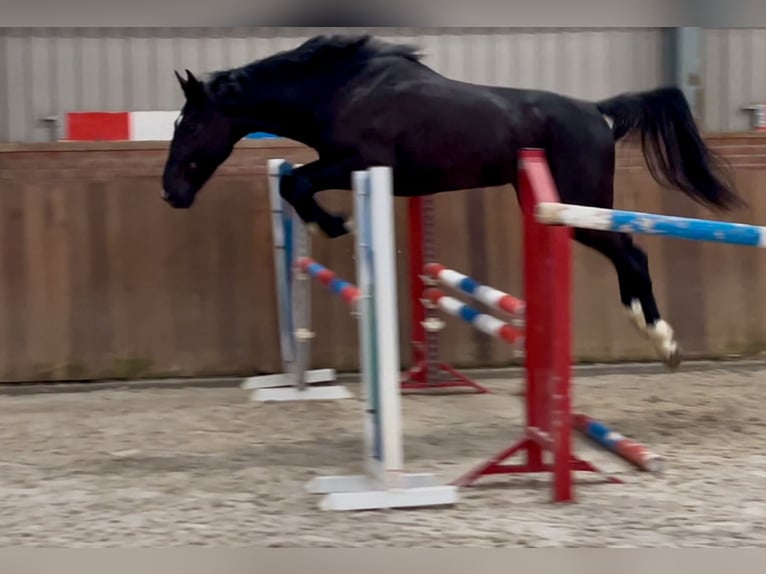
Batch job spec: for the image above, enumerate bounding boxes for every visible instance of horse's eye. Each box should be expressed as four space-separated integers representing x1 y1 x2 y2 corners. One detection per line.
189 162 198 171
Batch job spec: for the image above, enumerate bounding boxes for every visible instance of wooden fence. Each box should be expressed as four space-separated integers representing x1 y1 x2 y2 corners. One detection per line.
0 135 765 382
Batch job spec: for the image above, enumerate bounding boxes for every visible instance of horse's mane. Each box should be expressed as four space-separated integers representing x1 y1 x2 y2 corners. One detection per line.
255 34 423 69
204 34 423 105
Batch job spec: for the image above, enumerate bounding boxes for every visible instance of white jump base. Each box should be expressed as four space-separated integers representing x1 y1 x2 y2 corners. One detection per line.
241 368 352 402
307 472 458 511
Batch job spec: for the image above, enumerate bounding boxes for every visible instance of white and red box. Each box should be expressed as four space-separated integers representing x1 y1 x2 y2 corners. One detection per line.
62 111 181 141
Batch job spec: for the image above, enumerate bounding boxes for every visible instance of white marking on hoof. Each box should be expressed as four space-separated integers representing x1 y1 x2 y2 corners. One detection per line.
344 217 355 234
624 301 683 369
647 319 681 367
306 222 320 236
625 299 647 332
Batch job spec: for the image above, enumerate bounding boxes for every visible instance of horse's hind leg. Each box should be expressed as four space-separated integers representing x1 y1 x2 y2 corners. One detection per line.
546 114 682 369
573 228 682 369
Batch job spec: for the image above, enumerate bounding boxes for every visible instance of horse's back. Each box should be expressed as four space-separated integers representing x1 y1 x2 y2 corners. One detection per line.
332 64 551 191
326 58 614 195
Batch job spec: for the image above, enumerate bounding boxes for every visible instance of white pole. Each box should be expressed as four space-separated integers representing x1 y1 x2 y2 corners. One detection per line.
368 166 404 483
306 166 458 510
353 170 378 475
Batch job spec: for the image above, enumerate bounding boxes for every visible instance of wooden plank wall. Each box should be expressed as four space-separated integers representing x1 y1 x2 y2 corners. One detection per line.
0 136 765 382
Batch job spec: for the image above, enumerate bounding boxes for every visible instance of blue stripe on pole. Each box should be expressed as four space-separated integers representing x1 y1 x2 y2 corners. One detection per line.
245 132 280 139
283 215 293 281
330 278 352 295
610 210 764 246
282 211 294 346
581 420 621 449
303 260 353 297
306 262 324 276
458 276 478 295
458 304 480 324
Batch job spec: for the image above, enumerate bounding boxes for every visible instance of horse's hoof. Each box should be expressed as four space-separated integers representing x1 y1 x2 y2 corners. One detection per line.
321 214 351 238
665 347 683 371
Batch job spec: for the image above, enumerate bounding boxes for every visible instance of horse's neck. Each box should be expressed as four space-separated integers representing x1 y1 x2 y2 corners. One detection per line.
226 72 341 149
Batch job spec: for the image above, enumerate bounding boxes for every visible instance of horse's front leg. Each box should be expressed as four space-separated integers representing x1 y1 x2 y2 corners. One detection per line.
278 158 360 239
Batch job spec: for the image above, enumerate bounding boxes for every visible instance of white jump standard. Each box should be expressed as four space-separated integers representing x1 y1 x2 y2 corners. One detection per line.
305 165 459 511
241 159 352 402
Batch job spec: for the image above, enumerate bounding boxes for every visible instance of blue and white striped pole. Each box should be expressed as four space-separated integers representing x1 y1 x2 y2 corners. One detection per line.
535 202 766 247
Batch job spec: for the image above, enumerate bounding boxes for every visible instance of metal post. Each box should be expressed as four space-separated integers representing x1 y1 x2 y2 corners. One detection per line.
670 27 703 126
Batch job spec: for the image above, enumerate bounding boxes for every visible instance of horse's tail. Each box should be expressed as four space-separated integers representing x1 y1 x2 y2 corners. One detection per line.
596 86 742 211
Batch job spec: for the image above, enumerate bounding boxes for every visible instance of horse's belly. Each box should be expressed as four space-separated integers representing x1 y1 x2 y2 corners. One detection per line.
397 128 518 187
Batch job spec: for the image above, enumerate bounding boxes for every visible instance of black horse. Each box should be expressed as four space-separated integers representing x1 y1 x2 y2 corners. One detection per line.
162 33 741 370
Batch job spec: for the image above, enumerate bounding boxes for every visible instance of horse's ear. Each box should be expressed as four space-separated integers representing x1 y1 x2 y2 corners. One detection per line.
174 70 187 88
175 69 206 103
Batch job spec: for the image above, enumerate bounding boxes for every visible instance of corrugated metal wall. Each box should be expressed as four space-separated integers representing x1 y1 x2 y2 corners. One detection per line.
0 27 668 142
703 28 766 132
